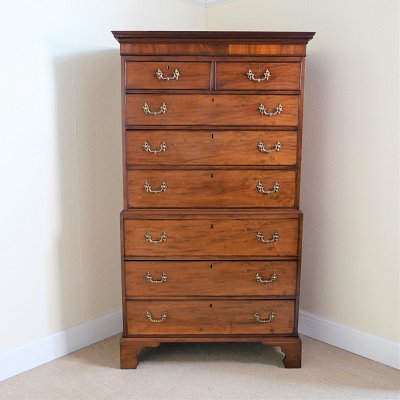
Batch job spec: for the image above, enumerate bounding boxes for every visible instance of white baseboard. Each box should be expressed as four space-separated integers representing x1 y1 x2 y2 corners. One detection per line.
299 309 400 370
1 309 398 381
0 310 123 381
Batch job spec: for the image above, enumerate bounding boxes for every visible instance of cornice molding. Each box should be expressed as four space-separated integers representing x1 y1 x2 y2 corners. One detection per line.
112 31 315 44
180 0 237 7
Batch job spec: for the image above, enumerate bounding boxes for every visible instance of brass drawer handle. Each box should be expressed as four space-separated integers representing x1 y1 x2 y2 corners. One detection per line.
256 181 279 195
143 140 167 154
156 68 180 81
255 272 277 284
258 140 281 153
144 181 167 193
143 102 167 115
254 310 275 323
145 272 168 284
146 310 168 323
247 68 270 82
256 231 279 244
145 231 168 244
259 103 283 116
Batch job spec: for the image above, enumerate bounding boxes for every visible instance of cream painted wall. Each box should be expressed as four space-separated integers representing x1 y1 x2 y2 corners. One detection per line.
207 0 399 342
0 0 205 352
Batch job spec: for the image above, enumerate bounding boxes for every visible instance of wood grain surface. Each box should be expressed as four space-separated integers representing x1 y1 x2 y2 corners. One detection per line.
125 260 297 297
126 299 295 335
125 61 211 90
127 169 296 208
124 218 299 258
126 94 299 126
126 130 298 166
216 62 300 90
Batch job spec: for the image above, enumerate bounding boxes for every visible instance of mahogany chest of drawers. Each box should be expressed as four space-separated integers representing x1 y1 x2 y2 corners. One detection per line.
113 31 315 368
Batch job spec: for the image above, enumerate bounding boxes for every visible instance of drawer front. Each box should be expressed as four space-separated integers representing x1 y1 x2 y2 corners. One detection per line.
126 130 298 166
125 61 211 90
124 218 299 258
127 170 296 208
125 261 297 297
216 62 301 90
126 94 299 126
126 300 295 335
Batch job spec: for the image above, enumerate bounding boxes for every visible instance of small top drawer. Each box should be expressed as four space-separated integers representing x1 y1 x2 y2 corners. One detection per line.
216 62 301 91
125 61 211 90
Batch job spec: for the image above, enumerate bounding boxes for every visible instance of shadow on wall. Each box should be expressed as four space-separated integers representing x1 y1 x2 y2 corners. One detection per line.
299 49 330 311
54 49 123 337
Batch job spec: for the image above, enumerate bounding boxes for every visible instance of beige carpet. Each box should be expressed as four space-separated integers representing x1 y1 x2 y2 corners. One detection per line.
1 335 399 400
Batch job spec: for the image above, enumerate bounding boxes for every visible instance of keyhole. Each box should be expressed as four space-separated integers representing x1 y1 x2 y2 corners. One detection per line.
167 65 170 70
211 173 214 178
209 304 213 308
212 98 215 102
210 224 214 229
210 264 213 269
211 133 214 139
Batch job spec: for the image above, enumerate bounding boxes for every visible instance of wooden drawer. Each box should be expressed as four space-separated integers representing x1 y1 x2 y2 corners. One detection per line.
125 261 297 297
126 130 298 166
216 62 301 90
127 170 296 208
126 94 299 126
125 61 211 90
126 300 295 335
124 218 299 258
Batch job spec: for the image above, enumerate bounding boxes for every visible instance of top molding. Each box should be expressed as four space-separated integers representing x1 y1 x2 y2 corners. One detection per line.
181 0 237 7
112 31 315 57
112 31 316 44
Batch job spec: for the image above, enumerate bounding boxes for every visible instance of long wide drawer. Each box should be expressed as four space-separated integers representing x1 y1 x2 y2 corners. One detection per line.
125 261 297 297
124 218 299 258
126 300 295 335
127 170 296 208
126 130 298 166
126 94 299 126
